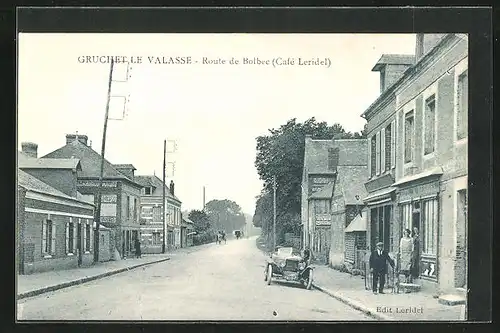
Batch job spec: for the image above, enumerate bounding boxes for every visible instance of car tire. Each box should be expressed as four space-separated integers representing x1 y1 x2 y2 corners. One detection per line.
306 270 313 290
264 267 268 281
267 265 273 285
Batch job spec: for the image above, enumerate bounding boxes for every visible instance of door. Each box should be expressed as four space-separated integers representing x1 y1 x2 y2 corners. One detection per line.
456 189 467 288
77 221 83 266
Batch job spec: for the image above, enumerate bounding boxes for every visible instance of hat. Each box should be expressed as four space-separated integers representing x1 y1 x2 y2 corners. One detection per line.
376 242 383 246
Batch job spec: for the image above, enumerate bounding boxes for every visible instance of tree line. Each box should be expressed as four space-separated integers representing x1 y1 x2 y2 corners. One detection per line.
253 117 366 250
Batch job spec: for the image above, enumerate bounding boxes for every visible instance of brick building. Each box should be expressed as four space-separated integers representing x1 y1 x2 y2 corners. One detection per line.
135 175 182 253
17 147 96 274
327 139 368 267
361 33 468 296
42 134 143 259
301 136 336 259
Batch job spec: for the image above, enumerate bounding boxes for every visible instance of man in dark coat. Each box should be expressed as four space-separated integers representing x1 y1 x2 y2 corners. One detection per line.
369 242 395 294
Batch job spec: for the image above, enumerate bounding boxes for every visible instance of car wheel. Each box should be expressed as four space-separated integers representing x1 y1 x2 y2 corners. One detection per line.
267 265 273 285
264 267 268 281
306 270 313 290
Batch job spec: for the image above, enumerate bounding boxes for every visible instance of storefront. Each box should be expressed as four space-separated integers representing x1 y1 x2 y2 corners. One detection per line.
395 175 441 283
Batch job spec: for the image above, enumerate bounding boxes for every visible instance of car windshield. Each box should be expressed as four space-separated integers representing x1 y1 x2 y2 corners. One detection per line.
277 247 293 257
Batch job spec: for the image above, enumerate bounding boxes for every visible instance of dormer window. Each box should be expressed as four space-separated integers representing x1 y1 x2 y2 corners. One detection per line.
144 187 152 195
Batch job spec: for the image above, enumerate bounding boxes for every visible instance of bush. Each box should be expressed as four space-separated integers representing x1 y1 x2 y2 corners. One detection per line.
193 230 216 245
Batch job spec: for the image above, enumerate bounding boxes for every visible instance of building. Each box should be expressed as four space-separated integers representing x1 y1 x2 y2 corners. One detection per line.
135 175 182 253
181 214 195 247
327 139 368 267
361 33 468 297
17 146 96 274
41 134 143 259
301 135 336 262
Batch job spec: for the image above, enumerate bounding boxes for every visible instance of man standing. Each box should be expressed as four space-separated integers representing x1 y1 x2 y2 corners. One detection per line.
369 242 395 294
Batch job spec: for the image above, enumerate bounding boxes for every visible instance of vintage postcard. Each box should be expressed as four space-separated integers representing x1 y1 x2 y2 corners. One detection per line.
16 10 478 322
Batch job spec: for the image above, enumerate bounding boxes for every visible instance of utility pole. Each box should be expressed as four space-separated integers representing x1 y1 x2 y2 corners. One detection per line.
94 58 114 264
273 175 277 251
162 139 166 254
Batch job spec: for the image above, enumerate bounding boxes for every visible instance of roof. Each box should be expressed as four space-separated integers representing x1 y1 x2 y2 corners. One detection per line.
113 164 137 171
345 212 367 232
309 182 334 199
303 139 335 174
18 169 94 207
333 139 368 166
372 54 415 71
41 140 140 186
134 174 180 201
338 165 369 205
18 151 81 171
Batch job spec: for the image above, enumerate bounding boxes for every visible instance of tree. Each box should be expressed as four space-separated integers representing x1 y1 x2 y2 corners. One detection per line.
188 210 211 233
254 117 365 246
205 199 246 232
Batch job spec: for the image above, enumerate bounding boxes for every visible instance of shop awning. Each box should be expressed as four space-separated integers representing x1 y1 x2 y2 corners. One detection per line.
93 222 111 230
392 167 444 186
345 213 367 232
362 187 396 205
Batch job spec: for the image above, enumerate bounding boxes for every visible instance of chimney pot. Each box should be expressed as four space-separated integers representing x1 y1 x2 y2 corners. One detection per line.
169 180 175 196
21 142 38 158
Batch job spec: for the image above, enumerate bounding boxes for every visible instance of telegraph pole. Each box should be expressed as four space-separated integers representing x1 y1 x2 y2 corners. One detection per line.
273 175 277 251
162 139 166 253
94 58 114 263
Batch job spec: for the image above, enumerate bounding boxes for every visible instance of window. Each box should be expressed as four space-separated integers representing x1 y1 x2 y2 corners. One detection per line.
152 206 162 222
144 187 152 195
385 123 393 171
314 200 330 214
422 199 438 255
42 219 55 255
457 70 468 140
152 232 161 245
85 223 91 252
142 206 153 219
370 136 376 176
390 120 396 168
375 131 381 175
134 198 138 221
404 111 415 163
100 203 117 217
424 95 436 155
65 219 76 254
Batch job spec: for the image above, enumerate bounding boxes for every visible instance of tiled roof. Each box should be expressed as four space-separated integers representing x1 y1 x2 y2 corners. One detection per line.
333 139 368 166
18 169 93 206
18 151 81 171
135 174 180 201
338 165 369 205
372 54 415 71
41 140 138 184
304 139 335 174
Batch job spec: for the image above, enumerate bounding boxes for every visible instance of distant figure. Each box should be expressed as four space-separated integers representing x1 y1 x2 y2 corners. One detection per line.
134 238 142 258
222 231 227 244
369 242 395 294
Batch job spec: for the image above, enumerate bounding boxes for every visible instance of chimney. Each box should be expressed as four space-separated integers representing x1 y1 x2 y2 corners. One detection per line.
372 54 415 93
415 33 447 62
66 134 88 146
169 180 175 196
21 142 38 158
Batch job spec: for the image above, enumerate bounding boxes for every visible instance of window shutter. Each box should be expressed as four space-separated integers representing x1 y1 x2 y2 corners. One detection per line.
42 220 47 254
73 220 77 253
83 219 87 252
90 221 93 252
381 128 386 173
65 222 69 254
375 132 380 175
51 223 56 255
367 136 372 176
391 120 396 168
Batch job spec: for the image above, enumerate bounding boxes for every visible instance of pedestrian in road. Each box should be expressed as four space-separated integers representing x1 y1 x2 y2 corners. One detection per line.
369 242 395 294
399 229 414 283
411 227 420 282
134 237 142 259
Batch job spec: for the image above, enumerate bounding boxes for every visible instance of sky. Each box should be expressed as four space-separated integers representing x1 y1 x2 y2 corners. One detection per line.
18 33 416 215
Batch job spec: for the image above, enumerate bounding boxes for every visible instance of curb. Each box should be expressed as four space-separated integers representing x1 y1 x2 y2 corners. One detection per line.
313 283 393 321
17 257 170 300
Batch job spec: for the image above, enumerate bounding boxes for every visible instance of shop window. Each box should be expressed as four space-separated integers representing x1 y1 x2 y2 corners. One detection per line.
424 95 437 155
152 232 161 245
422 199 438 255
404 111 415 163
456 70 468 140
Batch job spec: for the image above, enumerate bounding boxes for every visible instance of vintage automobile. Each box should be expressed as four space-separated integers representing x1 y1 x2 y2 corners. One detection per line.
234 230 242 239
264 246 314 290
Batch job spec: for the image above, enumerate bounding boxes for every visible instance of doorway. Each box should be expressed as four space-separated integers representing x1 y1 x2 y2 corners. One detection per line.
455 189 467 288
77 221 83 267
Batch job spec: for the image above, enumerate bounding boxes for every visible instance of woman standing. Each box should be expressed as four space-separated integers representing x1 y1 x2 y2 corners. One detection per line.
398 229 414 283
411 227 420 281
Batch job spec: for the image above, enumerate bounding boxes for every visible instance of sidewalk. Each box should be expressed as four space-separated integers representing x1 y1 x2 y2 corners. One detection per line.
313 266 465 321
17 254 171 300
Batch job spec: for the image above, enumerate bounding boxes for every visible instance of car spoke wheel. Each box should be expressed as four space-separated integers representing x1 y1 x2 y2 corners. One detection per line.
306 270 313 290
267 265 273 285
264 267 268 281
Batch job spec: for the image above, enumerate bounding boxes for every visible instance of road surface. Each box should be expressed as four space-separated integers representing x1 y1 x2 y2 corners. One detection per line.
18 237 372 321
